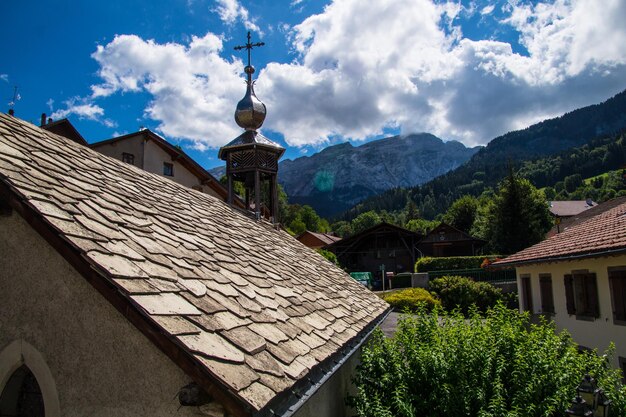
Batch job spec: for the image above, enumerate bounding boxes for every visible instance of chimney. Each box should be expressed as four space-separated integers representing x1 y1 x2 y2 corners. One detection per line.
41 113 47 127
8 109 14 116
47 117 52 124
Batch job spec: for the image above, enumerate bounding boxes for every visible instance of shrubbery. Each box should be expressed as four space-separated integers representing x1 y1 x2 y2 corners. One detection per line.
415 255 502 272
381 288 441 312
349 304 626 417
430 275 502 314
316 248 339 266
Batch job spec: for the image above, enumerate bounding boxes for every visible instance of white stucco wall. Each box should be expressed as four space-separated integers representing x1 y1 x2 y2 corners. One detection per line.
92 136 145 169
292 344 362 417
516 254 626 368
143 141 199 188
0 211 212 417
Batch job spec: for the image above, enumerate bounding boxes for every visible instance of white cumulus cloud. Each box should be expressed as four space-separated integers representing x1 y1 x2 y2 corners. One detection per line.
85 0 626 149
90 33 245 147
213 0 261 34
50 98 104 120
259 0 626 146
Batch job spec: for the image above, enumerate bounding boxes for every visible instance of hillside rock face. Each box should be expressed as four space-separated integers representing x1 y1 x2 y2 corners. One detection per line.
279 134 479 217
340 89 626 221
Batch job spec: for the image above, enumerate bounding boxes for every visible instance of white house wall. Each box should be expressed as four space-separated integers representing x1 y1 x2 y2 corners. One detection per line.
91 136 146 169
143 140 215 194
516 254 626 369
93 136 222 200
0 211 210 417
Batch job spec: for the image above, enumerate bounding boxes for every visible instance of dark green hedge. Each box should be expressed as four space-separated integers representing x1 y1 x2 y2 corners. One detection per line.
414 255 501 272
429 275 503 315
391 272 413 289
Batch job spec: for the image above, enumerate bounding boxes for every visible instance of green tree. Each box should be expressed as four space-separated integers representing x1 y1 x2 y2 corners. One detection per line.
543 186 556 200
331 221 353 238
349 305 626 417
405 199 420 222
288 218 306 235
351 211 381 234
405 218 438 235
564 173 583 193
484 170 552 254
443 195 478 233
299 205 322 232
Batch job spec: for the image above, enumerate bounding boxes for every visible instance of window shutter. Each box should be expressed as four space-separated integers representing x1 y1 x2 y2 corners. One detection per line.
564 274 576 315
521 276 533 312
609 270 626 322
585 273 599 318
540 275 554 313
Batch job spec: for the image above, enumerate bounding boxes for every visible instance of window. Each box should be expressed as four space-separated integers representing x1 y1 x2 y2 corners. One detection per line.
0 365 44 416
121 152 135 165
520 275 533 312
163 162 174 176
539 274 555 314
564 271 599 319
619 357 626 383
609 267 626 325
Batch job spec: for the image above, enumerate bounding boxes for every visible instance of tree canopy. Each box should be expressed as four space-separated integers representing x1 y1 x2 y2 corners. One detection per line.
480 169 553 254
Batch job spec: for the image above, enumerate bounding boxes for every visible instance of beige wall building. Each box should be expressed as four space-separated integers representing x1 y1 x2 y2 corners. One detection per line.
0 114 389 417
90 129 230 201
495 197 626 373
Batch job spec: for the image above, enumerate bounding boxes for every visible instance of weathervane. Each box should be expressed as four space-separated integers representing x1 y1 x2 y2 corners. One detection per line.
7 86 21 115
234 31 265 85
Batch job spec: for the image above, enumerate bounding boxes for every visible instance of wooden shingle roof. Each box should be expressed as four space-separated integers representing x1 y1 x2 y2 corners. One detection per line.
0 113 389 417
494 198 626 267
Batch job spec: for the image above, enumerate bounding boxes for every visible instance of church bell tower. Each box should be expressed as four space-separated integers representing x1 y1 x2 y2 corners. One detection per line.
218 32 285 223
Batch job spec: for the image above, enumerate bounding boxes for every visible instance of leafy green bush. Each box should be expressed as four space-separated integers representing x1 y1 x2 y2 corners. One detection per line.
430 275 502 314
349 305 626 417
316 248 338 265
415 255 502 272
381 288 441 312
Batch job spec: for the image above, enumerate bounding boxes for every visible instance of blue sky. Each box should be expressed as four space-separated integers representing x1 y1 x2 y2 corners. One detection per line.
2 0 626 169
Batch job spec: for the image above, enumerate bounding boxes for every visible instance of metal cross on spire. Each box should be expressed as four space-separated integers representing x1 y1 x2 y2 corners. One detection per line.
234 31 265 84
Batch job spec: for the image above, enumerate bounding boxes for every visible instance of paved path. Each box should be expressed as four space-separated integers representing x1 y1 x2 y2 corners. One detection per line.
379 311 400 338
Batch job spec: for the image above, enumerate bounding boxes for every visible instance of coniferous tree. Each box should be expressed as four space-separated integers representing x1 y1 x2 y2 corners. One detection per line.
484 169 552 254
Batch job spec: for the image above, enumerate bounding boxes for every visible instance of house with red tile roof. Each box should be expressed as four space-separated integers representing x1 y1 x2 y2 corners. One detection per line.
494 197 626 373
0 113 389 417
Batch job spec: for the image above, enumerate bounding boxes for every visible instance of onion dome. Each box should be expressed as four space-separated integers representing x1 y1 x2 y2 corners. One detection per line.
234 65 267 130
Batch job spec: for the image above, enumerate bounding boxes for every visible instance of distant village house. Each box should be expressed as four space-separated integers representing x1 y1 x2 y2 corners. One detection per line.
417 222 485 258
296 231 341 249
